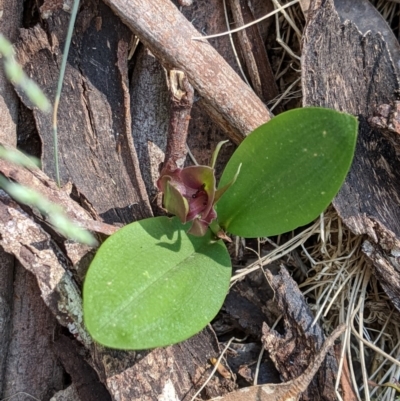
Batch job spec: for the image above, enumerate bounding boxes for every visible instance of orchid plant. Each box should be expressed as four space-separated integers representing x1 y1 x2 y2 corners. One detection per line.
83 107 358 350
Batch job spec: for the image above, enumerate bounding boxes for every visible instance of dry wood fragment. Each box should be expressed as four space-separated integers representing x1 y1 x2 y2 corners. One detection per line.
228 0 280 105
211 324 345 401
130 46 169 200
101 0 272 143
15 13 152 224
1 264 64 401
0 191 92 348
263 266 339 401
0 145 118 236
302 0 400 311
0 246 13 396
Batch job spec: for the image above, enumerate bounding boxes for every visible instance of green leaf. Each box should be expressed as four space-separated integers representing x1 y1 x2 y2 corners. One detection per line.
216 107 358 237
83 216 231 349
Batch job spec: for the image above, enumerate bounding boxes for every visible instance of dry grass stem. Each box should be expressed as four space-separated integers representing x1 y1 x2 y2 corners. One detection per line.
192 0 300 40
222 0 251 86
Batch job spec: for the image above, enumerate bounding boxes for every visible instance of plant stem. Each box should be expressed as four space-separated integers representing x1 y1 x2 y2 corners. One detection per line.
162 70 194 172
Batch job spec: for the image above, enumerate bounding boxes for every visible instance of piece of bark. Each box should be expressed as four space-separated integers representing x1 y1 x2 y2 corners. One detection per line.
101 0 272 144
0 0 22 147
1 264 64 401
102 326 235 401
0 146 118 237
333 0 400 71
0 191 92 348
0 0 22 396
0 248 14 397
261 266 339 401
210 324 345 401
53 334 111 401
15 1 152 225
302 0 400 311
228 0 280 105
130 46 169 201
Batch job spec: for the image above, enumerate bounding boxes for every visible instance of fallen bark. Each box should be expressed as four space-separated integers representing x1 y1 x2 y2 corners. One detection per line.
302 0 400 311
15 14 153 224
262 266 339 401
211 324 345 401
228 0 280 105
0 1 22 395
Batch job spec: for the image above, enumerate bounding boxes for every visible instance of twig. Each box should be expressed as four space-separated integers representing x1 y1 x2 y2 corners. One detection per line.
101 0 272 143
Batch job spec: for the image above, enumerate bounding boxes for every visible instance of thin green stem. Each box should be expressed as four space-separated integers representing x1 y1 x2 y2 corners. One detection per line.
52 0 81 187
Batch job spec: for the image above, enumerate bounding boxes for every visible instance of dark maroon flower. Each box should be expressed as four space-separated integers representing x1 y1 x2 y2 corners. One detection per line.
157 141 240 236
157 165 217 236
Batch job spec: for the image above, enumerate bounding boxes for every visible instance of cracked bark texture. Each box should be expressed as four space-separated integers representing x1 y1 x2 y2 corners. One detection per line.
0 1 65 400
0 0 21 396
302 0 400 311
15 0 152 225
0 0 21 146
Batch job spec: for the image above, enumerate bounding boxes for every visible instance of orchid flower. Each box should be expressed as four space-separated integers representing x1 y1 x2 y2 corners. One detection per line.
157 141 240 237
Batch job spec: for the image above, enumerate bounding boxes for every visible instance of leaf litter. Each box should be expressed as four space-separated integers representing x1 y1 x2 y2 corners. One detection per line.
205 1 400 400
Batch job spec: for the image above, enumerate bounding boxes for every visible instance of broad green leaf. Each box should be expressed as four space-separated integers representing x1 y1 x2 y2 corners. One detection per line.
83 216 231 349
216 107 358 237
